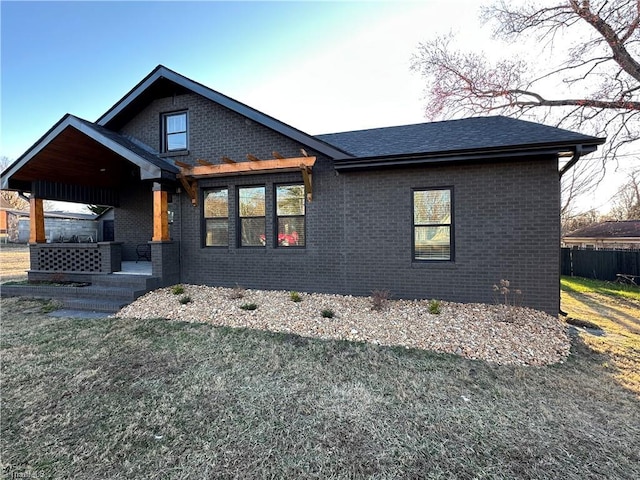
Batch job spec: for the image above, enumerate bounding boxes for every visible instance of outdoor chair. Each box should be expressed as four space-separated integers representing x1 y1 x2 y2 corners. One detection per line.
136 243 151 262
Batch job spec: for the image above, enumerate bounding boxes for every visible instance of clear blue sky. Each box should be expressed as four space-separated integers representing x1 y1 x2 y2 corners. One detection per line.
1 0 440 160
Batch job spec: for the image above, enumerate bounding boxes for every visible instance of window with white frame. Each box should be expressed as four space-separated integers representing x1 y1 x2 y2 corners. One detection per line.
238 186 265 247
162 111 187 152
275 184 305 247
413 188 453 261
203 188 228 246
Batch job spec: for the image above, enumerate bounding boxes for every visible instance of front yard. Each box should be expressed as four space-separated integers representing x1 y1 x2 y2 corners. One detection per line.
1 276 639 479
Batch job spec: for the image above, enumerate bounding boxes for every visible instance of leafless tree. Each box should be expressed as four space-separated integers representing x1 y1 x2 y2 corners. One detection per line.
0 156 28 210
609 169 640 219
562 208 602 236
411 0 639 210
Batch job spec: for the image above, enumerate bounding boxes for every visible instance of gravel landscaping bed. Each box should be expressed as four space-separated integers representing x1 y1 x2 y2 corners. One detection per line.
115 285 570 366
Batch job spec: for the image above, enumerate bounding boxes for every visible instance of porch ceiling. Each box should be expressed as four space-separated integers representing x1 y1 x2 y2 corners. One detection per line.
1 114 178 193
11 126 138 189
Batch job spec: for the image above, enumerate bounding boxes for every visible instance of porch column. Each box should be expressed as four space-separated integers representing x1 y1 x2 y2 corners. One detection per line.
29 197 46 243
152 183 170 241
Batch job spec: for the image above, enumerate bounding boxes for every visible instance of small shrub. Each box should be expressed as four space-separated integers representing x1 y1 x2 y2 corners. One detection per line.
492 279 523 322
179 295 191 305
172 285 185 295
229 284 245 299
240 302 258 311
492 279 522 307
289 291 302 302
371 289 391 311
428 299 441 315
321 309 335 318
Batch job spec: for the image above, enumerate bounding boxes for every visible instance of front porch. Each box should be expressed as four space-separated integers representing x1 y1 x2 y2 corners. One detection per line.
0 258 162 313
1 114 182 294
26 239 176 277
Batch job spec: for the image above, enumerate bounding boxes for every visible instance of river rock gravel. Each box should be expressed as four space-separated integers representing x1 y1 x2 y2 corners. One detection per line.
115 285 570 366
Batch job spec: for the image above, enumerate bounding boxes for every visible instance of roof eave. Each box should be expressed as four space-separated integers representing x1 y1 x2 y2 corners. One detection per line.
333 141 603 171
564 236 640 241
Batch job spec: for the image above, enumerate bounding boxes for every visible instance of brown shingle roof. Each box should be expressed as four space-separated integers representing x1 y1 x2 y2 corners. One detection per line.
565 221 640 238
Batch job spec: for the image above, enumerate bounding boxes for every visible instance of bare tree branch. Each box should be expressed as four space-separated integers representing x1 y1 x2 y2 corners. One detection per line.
411 1 640 214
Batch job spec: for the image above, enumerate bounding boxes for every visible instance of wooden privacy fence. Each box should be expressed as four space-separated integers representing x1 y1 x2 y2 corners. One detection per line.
561 248 640 281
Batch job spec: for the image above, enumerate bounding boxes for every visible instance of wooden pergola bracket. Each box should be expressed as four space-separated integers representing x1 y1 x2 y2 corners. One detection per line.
301 165 313 202
175 161 198 206
178 176 198 206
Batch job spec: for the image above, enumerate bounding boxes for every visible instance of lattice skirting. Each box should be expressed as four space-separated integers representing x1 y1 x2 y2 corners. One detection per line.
38 248 103 272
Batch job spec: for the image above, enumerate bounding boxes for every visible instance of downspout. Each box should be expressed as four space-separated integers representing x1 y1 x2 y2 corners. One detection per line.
559 145 583 178
557 145 583 315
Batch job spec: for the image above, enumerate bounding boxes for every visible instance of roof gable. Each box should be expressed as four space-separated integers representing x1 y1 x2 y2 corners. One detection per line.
97 65 350 160
1 114 178 191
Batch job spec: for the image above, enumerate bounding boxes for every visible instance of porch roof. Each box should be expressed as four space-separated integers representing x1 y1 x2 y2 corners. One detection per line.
1 114 179 193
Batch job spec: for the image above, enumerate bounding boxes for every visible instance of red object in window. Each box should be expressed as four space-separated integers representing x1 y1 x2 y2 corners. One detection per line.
278 231 298 246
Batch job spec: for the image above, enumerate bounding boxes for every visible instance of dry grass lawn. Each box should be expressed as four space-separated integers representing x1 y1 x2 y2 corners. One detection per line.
1 278 639 479
0 243 29 282
561 276 640 393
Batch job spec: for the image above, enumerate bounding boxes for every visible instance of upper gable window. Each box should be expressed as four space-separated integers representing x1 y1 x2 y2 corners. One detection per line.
162 111 188 152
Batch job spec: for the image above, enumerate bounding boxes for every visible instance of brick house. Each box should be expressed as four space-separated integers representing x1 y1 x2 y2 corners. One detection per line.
0 65 604 314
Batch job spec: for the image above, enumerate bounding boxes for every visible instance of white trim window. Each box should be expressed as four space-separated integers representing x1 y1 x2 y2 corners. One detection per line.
162 111 187 152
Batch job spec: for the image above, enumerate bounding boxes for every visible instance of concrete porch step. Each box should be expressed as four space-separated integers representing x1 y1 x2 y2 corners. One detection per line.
63 298 130 313
91 274 162 291
0 278 161 314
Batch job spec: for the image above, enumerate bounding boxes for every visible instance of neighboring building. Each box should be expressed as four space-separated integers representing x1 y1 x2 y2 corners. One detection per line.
0 200 101 243
17 210 99 244
563 220 640 250
0 66 605 314
0 196 28 243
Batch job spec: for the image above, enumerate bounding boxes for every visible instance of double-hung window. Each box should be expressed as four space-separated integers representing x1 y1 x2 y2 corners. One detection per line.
162 111 188 152
238 186 265 247
275 184 305 247
413 188 453 261
204 188 228 246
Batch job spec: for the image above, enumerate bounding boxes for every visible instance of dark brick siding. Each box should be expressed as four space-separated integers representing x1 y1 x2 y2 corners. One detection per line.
120 92 304 165
114 185 153 261
116 92 561 314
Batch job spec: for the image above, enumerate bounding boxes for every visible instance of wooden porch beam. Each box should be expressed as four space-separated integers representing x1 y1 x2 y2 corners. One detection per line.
29 197 46 243
152 189 170 241
188 156 316 178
